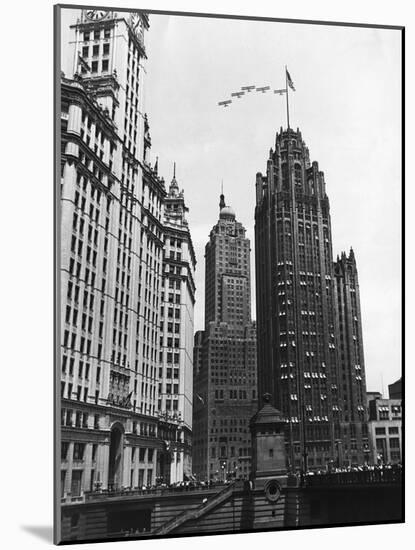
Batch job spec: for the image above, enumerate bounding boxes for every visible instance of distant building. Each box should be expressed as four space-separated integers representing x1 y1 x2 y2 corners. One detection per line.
158 164 196 482
193 194 258 481
367 397 402 464
366 391 383 407
388 377 402 400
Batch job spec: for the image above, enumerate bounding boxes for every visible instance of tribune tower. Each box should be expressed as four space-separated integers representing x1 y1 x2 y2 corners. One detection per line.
255 127 369 470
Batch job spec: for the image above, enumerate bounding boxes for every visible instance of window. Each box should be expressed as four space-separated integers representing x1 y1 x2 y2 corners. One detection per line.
71 470 83 497
61 471 66 497
75 411 82 427
389 438 400 449
91 61 98 73
147 470 153 486
82 412 88 428
73 443 86 460
103 43 110 56
102 60 109 72
61 442 69 460
390 450 400 461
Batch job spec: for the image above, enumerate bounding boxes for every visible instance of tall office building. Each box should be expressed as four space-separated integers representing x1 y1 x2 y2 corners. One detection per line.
60 9 195 500
334 250 370 465
255 127 368 470
193 194 257 481
158 165 196 482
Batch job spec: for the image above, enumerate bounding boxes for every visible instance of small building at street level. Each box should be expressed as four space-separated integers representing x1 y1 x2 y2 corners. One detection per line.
367 392 402 465
192 193 258 481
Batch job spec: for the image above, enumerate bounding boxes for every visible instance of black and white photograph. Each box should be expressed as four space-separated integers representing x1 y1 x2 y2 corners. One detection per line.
54 3 403 544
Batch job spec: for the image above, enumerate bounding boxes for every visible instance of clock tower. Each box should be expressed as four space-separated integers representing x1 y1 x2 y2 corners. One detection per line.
60 8 177 499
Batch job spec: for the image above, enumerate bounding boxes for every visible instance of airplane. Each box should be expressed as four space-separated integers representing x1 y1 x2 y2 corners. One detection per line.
241 85 255 92
256 86 270 93
218 100 232 107
274 88 286 95
231 91 245 99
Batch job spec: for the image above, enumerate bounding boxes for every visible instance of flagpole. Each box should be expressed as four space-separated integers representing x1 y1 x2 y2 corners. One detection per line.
285 65 290 130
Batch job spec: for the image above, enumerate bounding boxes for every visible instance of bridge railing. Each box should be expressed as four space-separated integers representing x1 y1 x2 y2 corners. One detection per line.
80 482 231 503
154 481 239 535
302 467 402 488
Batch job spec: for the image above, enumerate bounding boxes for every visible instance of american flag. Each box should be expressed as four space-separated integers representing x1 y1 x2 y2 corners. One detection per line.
286 69 296 91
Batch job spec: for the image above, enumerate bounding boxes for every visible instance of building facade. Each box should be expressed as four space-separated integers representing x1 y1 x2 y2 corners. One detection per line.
367 396 402 464
388 377 402 400
255 127 369 471
333 250 370 465
158 165 196 482
193 194 258 481
60 9 195 500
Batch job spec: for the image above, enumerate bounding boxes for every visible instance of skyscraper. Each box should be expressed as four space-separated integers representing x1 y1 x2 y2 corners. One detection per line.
193 194 257 481
255 127 368 470
158 165 196 482
60 9 195 499
334 249 370 465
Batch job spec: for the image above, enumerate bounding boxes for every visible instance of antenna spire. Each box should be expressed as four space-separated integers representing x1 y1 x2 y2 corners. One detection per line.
284 67 296 131
219 181 225 210
285 65 290 130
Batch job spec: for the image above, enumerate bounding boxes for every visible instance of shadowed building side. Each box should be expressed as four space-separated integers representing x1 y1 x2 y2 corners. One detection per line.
255 127 372 471
334 250 371 466
192 194 258 481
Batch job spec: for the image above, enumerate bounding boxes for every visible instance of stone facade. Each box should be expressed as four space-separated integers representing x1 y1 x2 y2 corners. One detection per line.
254 127 370 470
193 194 258 481
60 9 195 502
367 397 402 464
158 165 196 482
334 250 370 465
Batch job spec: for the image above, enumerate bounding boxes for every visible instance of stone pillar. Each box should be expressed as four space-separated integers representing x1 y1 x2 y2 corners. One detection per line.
249 394 290 529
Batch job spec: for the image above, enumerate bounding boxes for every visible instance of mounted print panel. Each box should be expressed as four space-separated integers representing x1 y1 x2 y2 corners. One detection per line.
54 4 403 545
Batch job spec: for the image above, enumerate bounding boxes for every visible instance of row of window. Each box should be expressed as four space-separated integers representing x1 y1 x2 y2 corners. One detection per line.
82 42 110 58
61 409 100 431
82 28 111 41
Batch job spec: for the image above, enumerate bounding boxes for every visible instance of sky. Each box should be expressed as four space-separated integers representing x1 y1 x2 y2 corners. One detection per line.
61 8 402 393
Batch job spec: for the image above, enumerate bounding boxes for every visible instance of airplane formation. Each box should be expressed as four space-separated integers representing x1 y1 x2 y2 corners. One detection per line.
218 84 287 108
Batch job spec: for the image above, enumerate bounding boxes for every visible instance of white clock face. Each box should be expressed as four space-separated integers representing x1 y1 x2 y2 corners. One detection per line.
85 9 107 21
